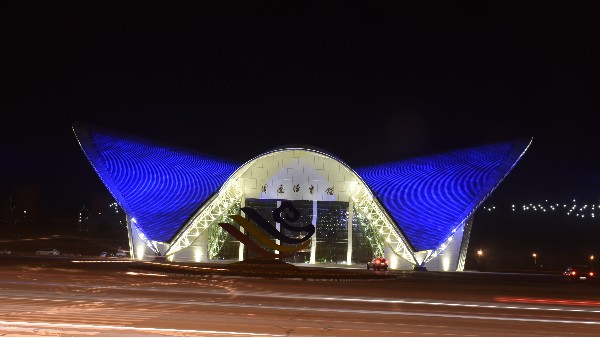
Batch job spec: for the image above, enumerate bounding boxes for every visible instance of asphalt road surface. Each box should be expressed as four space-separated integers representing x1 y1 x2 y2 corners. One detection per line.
1 257 599 336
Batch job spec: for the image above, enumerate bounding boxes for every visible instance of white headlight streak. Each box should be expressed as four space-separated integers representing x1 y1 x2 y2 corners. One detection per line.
0 320 281 336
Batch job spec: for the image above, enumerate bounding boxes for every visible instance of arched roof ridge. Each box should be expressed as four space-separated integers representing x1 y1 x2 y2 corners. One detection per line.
248 144 350 167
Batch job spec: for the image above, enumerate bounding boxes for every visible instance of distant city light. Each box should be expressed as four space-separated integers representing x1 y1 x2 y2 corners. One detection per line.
481 198 600 221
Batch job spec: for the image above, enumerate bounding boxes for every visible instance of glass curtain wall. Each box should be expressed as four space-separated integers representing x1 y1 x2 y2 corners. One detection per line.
351 209 378 264
217 198 375 264
315 201 348 263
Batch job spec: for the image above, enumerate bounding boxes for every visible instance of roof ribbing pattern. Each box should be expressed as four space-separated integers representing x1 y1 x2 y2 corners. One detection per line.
355 138 531 252
72 122 240 243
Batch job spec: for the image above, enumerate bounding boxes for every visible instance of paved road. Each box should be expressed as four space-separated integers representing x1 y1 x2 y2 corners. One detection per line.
0 257 599 336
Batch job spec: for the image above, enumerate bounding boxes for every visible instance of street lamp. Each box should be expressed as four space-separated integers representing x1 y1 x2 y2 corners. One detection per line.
532 252 537 265
590 255 595 262
475 249 484 270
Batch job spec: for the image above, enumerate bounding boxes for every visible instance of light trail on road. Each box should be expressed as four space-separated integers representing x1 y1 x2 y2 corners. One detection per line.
2 291 600 326
0 320 284 336
0 282 600 313
2 259 600 336
3 278 600 315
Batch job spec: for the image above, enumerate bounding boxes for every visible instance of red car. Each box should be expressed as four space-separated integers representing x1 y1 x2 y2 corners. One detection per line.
367 257 388 271
562 265 595 282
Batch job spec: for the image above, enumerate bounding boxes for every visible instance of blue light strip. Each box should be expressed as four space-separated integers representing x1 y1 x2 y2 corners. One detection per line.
73 122 240 243
356 138 531 252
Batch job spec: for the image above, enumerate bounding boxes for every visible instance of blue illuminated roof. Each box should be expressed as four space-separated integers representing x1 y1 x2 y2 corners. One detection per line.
355 138 531 252
73 122 530 253
73 122 240 243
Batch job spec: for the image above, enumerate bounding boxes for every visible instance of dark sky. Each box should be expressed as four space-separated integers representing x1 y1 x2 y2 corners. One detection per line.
1 1 599 216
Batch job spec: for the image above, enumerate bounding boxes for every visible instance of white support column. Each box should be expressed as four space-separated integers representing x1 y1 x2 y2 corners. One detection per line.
126 214 135 259
384 245 392 263
238 196 246 261
275 200 281 255
199 226 209 262
347 201 353 265
310 200 317 264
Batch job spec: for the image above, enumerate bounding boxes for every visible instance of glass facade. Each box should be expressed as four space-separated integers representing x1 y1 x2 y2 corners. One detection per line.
315 201 349 263
215 198 377 264
352 207 381 263
279 200 314 264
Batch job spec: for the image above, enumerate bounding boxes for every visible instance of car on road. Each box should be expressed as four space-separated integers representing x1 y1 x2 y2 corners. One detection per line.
367 257 388 271
35 248 60 256
562 265 595 282
0 248 12 255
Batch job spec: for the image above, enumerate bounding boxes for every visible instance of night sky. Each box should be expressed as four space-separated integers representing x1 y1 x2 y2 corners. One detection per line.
1 0 599 247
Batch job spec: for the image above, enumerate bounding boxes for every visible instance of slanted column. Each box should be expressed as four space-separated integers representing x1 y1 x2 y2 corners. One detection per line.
347 200 353 265
275 200 281 255
126 214 135 259
310 200 317 264
238 196 246 261
384 245 392 265
200 226 209 262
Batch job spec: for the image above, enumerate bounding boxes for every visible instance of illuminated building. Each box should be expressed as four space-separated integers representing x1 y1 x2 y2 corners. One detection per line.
73 122 531 271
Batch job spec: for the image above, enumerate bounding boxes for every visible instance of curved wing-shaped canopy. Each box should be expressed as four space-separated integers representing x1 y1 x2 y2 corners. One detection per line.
355 138 531 252
73 122 240 243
